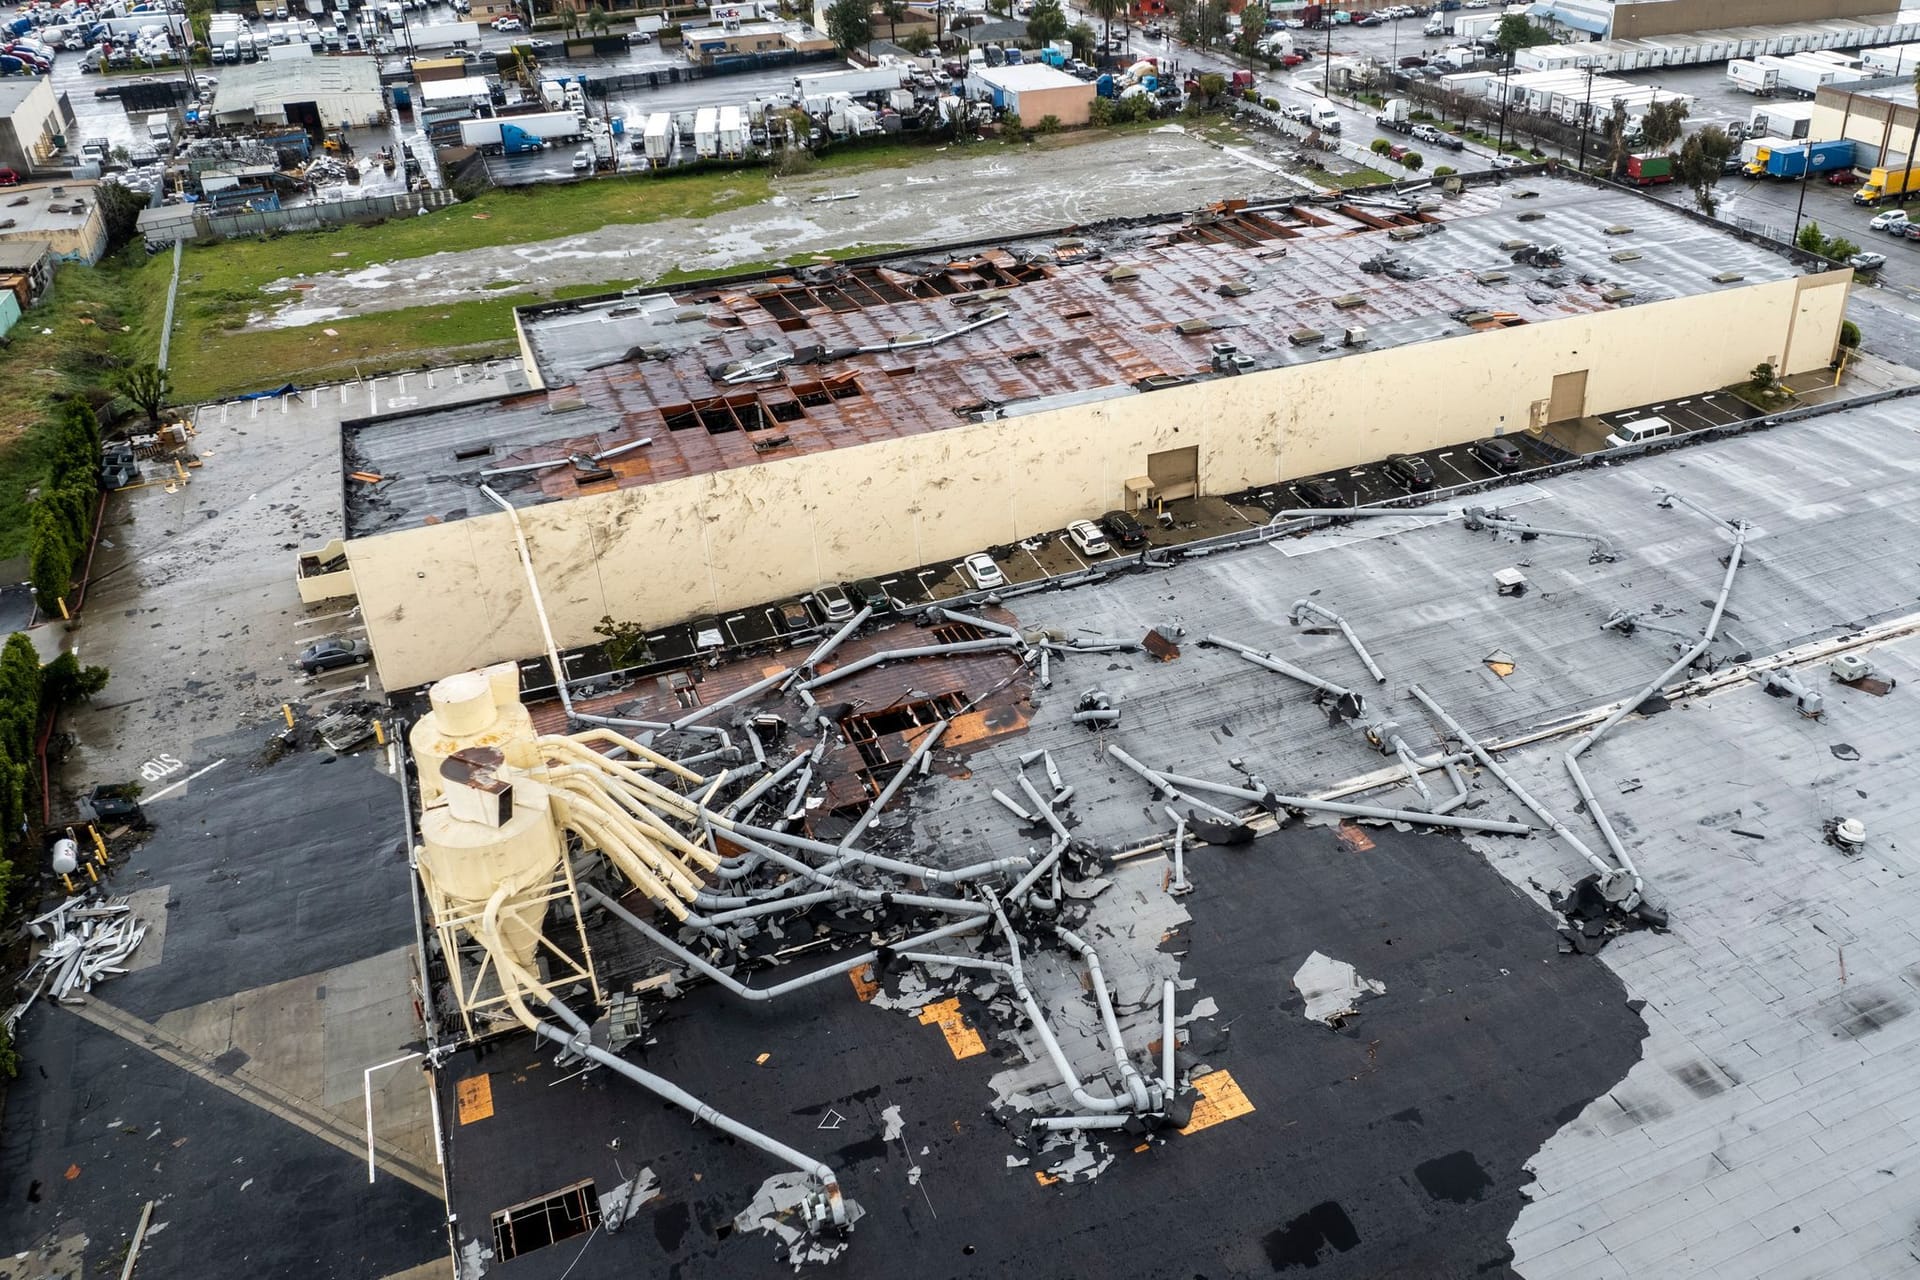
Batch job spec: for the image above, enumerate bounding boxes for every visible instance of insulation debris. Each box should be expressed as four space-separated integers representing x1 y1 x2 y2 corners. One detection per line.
1293 951 1385 1027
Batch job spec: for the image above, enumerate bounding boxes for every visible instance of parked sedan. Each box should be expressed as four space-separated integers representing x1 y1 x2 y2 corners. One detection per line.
811 581 855 622
1295 476 1345 507
1382 452 1437 492
961 553 1005 590
1849 251 1887 272
299 635 370 674
0 168 19 187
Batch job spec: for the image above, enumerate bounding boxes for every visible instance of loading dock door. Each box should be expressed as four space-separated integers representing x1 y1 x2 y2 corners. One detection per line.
1147 446 1199 502
1548 370 1588 424
284 100 322 138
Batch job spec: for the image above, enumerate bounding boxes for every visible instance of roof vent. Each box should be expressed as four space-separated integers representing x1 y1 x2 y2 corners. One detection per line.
1712 271 1745 284
1474 270 1510 285
1332 294 1367 310
1103 265 1141 283
1516 210 1546 222
1216 280 1253 297
1603 224 1634 236
1601 287 1635 303
1610 249 1642 263
1288 328 1325 346
1174 318 1216 336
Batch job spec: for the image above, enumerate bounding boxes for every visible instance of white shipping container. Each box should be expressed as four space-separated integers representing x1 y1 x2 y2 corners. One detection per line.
693 105 719 159
642 111 675 163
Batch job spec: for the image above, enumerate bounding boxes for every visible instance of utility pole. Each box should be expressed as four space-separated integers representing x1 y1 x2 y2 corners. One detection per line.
1575 63 1593 172
1792 157 1813 245
1495 47 1512 152
1321 3 1333 99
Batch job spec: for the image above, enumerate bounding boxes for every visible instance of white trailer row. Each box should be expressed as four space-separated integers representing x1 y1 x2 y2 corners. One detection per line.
1516 14 1920 75
1861 41 1920 79
1448 67 1692 129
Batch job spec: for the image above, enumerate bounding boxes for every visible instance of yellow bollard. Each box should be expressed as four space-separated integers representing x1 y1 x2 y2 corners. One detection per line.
283 703 295 730
62 874 76 895
372 720 386 746
174 458 188 484
57 596 70 621
84 863 98 883
90 827 107 861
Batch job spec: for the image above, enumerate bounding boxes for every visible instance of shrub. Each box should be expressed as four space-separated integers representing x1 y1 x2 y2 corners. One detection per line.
1749 361 1775 391
1261 96 1279 110
1000 109 1022 133
1840 319 1861 348
1370 138 1392 156
1433 165 1456 177
1090 96 1118 126
1037 113 1062 133
1401 151 1423 170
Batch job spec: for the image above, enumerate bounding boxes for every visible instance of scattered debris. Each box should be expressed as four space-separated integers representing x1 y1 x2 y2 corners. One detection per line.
9 896 147 1032
1549 873 1667 954
1824 817 1866 855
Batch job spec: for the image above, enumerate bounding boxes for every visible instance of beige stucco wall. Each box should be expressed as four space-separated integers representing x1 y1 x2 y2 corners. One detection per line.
1813 96 1917 170
1611 0 1885 40
349 271 1851 690
1011 83 1094 128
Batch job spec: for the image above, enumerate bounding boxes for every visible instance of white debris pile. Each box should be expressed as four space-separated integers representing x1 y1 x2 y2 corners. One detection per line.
8 896 148 1027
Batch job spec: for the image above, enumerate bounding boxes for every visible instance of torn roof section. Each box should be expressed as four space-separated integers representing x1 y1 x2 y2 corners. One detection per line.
446 173 1805 513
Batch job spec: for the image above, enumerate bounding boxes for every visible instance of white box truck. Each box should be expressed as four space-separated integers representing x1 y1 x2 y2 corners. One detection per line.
717 104 746 158
693 105 720 159
641 111 675 166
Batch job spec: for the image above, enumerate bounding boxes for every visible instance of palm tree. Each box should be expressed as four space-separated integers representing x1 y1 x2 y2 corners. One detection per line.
1086 0 1123 63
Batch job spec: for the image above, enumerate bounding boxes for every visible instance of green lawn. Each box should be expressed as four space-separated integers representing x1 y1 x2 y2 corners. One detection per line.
179 167 774 293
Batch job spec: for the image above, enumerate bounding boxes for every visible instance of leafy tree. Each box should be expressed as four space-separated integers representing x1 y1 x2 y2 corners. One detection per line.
1066 19 1096 59
1841 319 1862 347
1637 97 1689 154
1795 221 1829 254
825 0 871 53
1196 71 1226 107
1194 0 1229 46
586 3 608 33
1026 0 1066 47
1492 14 1549 55
1749 362 1775 390
1401 151 1422 170
1601 99 1630 179
1673 124 1731 217
113 362 171 425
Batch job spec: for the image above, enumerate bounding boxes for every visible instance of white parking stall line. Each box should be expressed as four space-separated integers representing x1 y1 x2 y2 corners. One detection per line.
146 758 229 805
295 608 361 628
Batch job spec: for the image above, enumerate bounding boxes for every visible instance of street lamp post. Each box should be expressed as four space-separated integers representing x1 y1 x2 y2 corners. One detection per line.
1575 63 1593 172
1495 49 1512 152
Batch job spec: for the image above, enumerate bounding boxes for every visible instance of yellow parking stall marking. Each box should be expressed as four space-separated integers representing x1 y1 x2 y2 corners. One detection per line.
1034 1170 1060 1187
1178 1069 1254 1136
917 997 986 1059
849 964 879 1002
456 1073 494 1125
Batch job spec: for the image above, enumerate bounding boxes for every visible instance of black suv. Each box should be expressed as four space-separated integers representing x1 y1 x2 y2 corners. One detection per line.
1469 437 1524 472
1383 453 1437 492
1100 509 1149 548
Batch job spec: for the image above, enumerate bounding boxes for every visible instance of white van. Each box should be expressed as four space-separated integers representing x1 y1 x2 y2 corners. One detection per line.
1604 415 1674 448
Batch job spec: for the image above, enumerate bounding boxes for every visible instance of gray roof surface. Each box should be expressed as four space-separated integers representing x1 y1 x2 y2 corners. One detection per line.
906 400 1920 864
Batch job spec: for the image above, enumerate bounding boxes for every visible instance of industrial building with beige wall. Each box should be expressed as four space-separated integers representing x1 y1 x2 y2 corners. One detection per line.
332 173 1850 692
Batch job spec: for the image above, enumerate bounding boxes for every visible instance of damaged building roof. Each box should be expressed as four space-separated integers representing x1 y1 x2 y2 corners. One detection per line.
344 172 1810 534
427 396 1920 1278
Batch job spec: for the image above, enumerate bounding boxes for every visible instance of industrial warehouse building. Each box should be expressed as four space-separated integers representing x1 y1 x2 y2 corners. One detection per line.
1815 76 1920 169
210 57 387 132
970 63 1098 128
0 77 79 180
331 171 1850 692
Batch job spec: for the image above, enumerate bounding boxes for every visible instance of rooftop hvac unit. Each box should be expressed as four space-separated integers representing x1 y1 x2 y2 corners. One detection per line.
1343 327 1368 347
